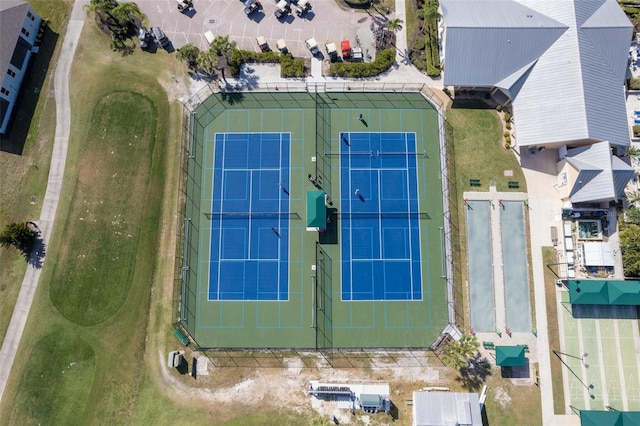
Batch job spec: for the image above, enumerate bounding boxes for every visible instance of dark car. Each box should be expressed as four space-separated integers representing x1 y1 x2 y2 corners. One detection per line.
151 26 170 49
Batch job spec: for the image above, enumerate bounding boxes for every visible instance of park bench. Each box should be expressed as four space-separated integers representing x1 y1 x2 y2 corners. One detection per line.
508 181 519 188
469 179 481 187
482 341 495 350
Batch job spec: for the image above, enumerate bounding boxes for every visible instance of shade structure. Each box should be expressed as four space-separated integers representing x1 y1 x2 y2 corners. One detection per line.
568 280 640 305
579 410 640 426
495 346 526 367
306 191 326 228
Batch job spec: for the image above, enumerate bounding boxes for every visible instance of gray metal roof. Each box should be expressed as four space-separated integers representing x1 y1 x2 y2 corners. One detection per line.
0 1 29 78
565 141 635 203
442 0 633 148
412 391 482 426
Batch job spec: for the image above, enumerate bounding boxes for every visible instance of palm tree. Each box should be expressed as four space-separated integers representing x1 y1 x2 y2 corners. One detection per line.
386 18 404 32
111 1 142 27
197 50 219 77
84 0 118 30
441 331 479 370
627 145 640 164
177 44 201 69
210 35 237 59
417 3 440 33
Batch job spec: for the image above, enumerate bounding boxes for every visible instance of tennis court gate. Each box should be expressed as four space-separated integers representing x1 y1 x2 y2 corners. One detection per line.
314 244 333 360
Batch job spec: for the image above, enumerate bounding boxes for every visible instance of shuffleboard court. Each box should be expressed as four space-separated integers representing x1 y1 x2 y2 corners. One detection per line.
559 292 640 411
466 200 495 332
339 132 422 301
208 133 290 301
500 200 531 331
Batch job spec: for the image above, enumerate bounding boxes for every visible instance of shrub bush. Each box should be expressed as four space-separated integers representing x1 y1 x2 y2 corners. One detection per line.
504 112 512 122
634 125 640 138
631 77 640 90
505 122 512 130
504 130 510 138
496 105 503 112
328 49 396 78
280 53 305 78
505 138 511 149
229 49 280 76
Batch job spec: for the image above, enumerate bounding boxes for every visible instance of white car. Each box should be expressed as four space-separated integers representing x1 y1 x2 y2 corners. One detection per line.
305 38 319 55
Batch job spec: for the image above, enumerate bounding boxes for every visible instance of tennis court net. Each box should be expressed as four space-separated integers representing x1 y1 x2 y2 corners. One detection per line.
204 212 301 220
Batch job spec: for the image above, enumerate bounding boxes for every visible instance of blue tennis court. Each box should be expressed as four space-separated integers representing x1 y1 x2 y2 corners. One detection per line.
340 132 422 301
208 133 290 301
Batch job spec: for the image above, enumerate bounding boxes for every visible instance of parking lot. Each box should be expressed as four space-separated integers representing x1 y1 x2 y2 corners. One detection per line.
136 0 386 58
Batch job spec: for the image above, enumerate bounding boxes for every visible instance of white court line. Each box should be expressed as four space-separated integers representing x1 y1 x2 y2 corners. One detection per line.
556 290 571 414
576 317 592 409
593 308 610 408
613 310 628 410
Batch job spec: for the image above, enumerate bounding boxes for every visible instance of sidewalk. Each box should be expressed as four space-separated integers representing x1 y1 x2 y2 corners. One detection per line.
0 0 87 402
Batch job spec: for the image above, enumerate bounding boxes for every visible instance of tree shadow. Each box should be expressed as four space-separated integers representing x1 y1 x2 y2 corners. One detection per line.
27 233 46 269
455 353 492 391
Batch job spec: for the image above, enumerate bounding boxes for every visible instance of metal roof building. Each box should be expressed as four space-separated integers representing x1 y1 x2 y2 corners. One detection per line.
559 141 635 204
412 391 482 426
0 0 42 134
441 0 633 148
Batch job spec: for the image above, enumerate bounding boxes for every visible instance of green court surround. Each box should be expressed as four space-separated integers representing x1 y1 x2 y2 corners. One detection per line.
182 92 448 349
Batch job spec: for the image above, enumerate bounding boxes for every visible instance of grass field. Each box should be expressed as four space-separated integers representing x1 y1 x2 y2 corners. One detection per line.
0 0 71 348
543 247 566 413
0 19 196 424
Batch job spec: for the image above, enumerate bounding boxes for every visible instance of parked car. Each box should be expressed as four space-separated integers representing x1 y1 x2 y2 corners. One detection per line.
243 0 262 14
325 42 338 61
176 0 192 13
305 38 319 55
138 27 151 49
257 35 269 52
151 26 170 48
274 0 288 18
294 0 311 16
276 38 288 54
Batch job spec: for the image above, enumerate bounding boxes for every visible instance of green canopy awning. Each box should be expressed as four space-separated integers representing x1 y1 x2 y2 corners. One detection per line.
568 280 640 305
495 346 526 367
306 191 326 228
580 411 623 426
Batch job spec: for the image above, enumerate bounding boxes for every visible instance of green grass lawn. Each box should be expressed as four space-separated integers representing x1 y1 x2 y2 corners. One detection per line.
0 19 191 424
0 0 71 348
543 247 566 414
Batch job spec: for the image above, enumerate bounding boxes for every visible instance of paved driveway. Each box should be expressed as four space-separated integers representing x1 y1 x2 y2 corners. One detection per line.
137 0 385 58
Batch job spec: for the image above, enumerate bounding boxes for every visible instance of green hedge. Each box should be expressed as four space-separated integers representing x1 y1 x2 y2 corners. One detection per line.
328 49 395 78
631 77 640 91
229 50 305 78
280 53 305 78
229 50 280 76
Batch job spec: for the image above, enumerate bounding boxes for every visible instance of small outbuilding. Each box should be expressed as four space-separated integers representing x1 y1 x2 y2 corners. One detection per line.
412 391 482 426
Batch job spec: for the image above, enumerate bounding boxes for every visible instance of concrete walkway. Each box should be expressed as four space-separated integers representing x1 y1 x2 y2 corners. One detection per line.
0 0 86 402
517 147 575 425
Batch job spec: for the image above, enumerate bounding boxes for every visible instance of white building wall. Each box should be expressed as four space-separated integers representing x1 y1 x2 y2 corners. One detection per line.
0 6 42 134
